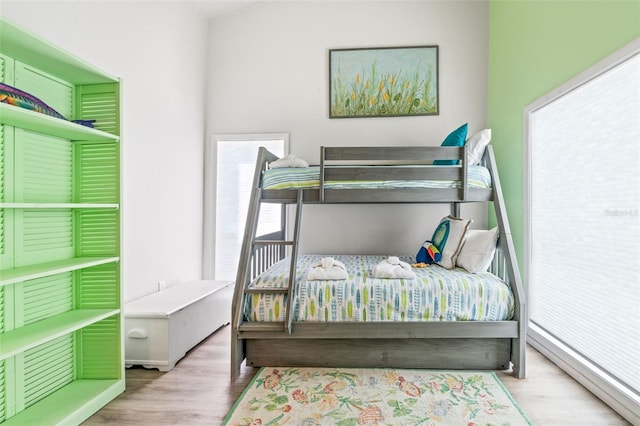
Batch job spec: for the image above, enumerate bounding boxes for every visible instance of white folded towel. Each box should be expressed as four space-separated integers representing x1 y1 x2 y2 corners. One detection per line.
306 257 348 280
373 256 416 280
269 154 309 168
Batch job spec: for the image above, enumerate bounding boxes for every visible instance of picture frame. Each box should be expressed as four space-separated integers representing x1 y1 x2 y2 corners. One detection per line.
329 45 439 118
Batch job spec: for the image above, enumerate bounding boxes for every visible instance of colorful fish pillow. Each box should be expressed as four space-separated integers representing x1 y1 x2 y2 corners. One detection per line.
0 82 66 120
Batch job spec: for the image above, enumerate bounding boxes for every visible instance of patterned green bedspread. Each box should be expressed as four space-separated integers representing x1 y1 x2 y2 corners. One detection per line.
244 255 514 322
261 165 492 190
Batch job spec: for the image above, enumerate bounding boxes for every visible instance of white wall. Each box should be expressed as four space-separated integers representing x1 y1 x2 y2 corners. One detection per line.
208 1 490 256
1 1 208 301
1 1 491 293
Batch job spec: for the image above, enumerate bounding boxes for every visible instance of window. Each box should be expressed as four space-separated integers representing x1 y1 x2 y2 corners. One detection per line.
525 39 639 423
203 134 287 281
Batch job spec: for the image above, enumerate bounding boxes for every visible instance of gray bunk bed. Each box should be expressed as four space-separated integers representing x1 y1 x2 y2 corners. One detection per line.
231 145 526 380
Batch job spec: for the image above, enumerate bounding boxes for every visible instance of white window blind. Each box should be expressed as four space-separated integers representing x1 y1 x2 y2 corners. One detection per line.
214 136 286 281
527 42 639 422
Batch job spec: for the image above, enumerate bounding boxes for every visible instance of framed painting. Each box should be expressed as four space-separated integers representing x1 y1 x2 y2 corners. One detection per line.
329 45 439 118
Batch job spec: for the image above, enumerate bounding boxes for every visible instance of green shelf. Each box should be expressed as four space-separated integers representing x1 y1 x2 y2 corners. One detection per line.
0 18 124 423
0 203 119 209
2 379 125 426
0 19 118 85
0 309 120 360
0 256 120 286
0 103 119 142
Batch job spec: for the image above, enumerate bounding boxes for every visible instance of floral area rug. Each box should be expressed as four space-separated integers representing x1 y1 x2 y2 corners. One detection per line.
223 367 532 425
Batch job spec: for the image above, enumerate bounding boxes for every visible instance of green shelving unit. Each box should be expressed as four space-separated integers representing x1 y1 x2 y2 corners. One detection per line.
0 19 124 424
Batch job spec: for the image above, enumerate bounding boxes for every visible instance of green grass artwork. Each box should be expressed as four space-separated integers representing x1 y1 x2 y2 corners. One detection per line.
330 45 439 118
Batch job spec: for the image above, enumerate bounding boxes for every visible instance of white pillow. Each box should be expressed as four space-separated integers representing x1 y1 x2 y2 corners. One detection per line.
465 129 491 165
456 227 499 273
269 154 309 168
431 215 472 269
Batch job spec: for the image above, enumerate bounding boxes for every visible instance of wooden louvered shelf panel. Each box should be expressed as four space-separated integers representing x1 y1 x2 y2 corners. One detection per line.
0 309 119 361
0 18 123 424
0 256 120 286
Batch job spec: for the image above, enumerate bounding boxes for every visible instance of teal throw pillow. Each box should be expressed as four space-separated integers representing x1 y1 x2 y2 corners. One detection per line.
434 123 468 165
432 220 450 251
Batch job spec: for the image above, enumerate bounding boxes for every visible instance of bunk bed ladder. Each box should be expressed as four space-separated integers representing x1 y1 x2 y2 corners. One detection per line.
241 189 303 334
284 190 303 334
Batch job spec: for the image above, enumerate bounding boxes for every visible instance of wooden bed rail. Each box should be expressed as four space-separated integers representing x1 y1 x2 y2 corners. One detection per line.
319 145 469 203
251 230 288 280
322 145 466 162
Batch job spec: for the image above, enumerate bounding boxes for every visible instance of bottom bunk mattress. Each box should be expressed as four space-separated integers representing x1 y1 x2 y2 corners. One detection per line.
244 255 514 322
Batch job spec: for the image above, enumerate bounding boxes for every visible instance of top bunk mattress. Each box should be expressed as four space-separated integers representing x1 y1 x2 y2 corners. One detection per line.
244 254 514 323
261 165 492 190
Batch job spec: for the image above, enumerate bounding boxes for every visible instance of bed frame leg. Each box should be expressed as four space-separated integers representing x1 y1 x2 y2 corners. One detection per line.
230 330 244 381
512 335 527 378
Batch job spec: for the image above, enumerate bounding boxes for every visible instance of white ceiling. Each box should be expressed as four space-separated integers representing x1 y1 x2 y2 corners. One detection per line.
186 0 260 18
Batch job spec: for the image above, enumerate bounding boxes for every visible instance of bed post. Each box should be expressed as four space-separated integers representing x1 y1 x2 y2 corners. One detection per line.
451 203 461 217
452 145 468 217
485 145 527 378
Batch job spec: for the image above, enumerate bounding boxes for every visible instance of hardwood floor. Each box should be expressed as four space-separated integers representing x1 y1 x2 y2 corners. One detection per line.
84 325 630 425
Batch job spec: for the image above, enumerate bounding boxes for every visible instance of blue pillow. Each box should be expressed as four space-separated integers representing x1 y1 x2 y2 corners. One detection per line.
434 123 468 165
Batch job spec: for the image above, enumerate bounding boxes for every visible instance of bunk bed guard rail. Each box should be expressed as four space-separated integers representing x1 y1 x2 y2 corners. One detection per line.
319 145 469 203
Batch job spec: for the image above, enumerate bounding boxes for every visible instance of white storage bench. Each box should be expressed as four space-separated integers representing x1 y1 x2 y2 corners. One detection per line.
124 280 233 371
